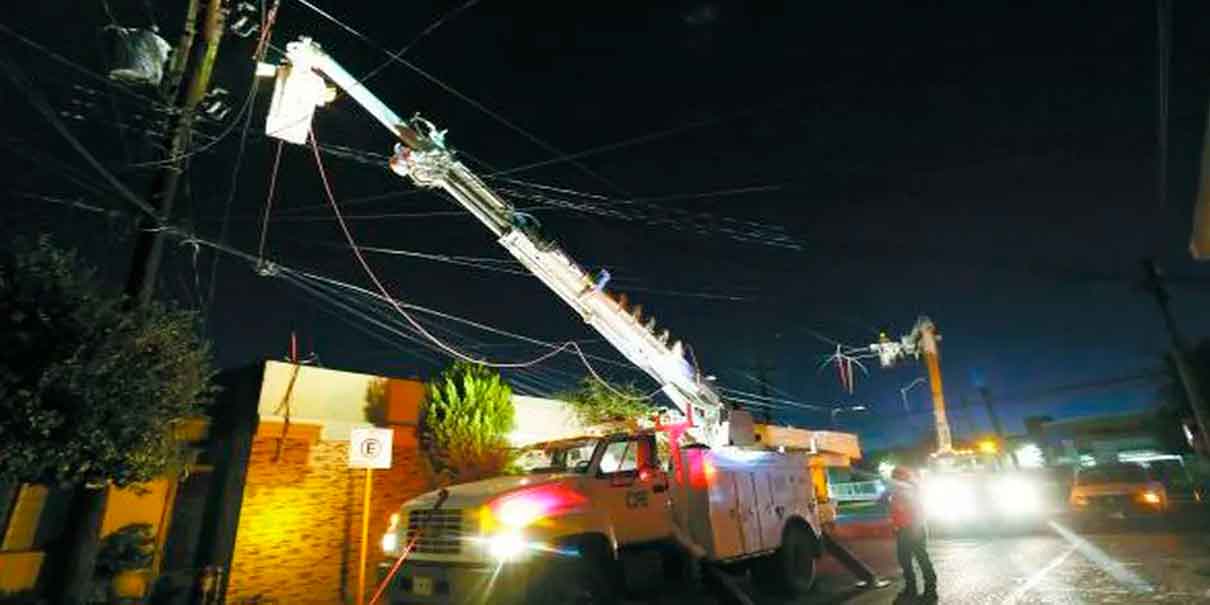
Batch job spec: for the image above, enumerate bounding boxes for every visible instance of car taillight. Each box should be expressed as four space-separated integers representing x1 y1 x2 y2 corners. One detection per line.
482 485 587 531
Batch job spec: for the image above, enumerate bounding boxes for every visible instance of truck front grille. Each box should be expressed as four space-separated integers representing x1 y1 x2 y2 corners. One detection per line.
406 508 466 554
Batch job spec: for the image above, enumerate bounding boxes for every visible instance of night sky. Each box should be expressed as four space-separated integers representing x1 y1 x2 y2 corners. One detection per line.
4 1 1210 448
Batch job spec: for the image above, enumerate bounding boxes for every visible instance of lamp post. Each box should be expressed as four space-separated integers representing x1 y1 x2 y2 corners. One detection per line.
831 405 868 427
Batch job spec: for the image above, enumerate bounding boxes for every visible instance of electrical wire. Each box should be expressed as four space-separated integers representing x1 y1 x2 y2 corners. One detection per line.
715 386 841 413
307 126 602 370
0 22 164 109
0 52 158 219
205 76 269 314
256 140 286 260
286 0 634 198
355 0 481 86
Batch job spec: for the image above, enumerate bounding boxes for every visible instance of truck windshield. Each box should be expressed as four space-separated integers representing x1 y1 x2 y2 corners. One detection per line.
1076 464 1148 485
514 439 598 474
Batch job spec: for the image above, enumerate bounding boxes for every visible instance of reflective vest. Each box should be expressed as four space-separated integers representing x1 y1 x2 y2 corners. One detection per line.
889 484 922 529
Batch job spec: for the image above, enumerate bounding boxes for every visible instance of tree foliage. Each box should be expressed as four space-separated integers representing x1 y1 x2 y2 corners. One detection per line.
420 361 515 484
559 377 656 428
0 237 215 488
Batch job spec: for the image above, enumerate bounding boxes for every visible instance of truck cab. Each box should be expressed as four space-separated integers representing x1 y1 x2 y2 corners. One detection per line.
380 429 824 604
379 431 672 604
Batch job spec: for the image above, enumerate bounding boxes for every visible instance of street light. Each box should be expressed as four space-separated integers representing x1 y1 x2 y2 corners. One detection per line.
831 405 867 427
900 377 927 412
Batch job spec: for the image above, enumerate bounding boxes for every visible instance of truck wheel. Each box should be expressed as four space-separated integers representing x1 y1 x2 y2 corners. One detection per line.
754 523 817 595
534 538 616 605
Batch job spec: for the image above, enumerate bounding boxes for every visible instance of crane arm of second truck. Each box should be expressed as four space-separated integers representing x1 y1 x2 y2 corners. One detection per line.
259 37 731 446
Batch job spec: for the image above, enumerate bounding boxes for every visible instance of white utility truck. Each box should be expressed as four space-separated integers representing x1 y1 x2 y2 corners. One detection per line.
257 38 860 604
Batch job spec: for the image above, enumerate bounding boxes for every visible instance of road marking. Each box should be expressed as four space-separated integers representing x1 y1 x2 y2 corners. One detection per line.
1001 544 1076 605
1047 521 1155 594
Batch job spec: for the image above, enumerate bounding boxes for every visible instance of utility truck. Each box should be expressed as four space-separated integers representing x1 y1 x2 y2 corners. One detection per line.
256 37 861 604
871 318 1047 527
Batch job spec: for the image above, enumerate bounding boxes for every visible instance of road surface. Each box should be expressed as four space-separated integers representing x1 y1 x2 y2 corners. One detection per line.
633 514 1210 604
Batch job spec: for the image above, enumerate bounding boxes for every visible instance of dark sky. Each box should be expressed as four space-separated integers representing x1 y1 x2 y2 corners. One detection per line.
5 1 1210 448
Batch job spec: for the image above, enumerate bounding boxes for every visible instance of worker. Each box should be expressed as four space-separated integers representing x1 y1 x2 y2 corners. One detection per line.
890 466 937 603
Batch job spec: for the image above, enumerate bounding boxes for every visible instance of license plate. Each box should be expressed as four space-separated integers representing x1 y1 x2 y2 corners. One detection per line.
413 576 433 597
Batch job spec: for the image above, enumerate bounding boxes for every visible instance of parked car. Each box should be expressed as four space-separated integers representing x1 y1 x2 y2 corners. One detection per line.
1069 463 1168 522
1142 457 1204 507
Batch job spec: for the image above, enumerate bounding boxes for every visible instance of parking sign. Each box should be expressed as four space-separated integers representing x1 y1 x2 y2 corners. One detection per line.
349 427 393 469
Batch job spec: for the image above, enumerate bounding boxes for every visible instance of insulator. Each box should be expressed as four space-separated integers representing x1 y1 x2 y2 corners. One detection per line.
229 2 261 38
671 340 684 357
644 317 657 332
630 304 643 322
658 330 670 345
616 293 629 310
201 87 232 121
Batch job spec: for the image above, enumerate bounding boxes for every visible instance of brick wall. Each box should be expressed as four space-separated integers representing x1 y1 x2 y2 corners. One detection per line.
227 423 431 605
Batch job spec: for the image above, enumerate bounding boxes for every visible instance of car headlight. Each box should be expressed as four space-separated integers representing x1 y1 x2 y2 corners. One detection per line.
487 531 527 562
1138 491 1162 506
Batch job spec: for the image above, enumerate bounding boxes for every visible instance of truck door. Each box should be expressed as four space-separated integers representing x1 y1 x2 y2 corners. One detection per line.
590 434 672 545
757 472 786 551
734 472 764 552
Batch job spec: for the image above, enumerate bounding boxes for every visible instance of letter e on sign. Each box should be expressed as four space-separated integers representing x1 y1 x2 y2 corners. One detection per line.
349 427 393 469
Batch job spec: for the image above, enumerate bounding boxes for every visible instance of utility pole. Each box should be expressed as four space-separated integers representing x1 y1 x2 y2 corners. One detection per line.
1141 258 1210 454
55 2 228 604
125 0 227 304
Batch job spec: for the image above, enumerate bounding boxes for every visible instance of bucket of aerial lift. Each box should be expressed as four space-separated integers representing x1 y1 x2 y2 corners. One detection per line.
257 59 334 145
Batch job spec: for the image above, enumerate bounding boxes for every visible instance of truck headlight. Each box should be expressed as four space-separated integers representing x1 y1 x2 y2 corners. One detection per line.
922 478 975 521
381 531 399 555
1138 491 1162 506
992 477 1040 516
487 531 527 562
382 512 401 555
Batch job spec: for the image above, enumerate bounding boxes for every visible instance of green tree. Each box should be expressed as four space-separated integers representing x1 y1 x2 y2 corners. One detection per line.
0 237 214 603
559 377 656 428
420 361 515 484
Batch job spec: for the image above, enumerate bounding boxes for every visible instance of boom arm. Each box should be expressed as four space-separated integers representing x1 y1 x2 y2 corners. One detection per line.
870 317 952 453
261 38 729 444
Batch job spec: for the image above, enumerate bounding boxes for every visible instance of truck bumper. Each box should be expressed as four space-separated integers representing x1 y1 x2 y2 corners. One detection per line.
377 560 538 605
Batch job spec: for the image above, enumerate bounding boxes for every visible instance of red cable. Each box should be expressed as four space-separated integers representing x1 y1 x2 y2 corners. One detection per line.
368 531 423 605
306 128 587 370
256 140 284 260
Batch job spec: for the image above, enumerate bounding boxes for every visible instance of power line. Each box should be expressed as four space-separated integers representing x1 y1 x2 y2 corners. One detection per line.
0 52 158 219
285 0 635 198
355 0 481 86
307 128 573 369
0 22 163 109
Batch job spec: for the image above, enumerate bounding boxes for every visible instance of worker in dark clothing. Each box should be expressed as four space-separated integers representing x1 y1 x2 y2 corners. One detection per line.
890 466 937 603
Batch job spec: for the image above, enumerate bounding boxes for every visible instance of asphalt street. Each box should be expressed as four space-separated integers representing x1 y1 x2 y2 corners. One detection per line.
631 516 1210 605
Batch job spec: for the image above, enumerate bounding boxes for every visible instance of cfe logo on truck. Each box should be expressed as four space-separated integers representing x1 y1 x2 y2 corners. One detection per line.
349 427 393 469
626 489 649 509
